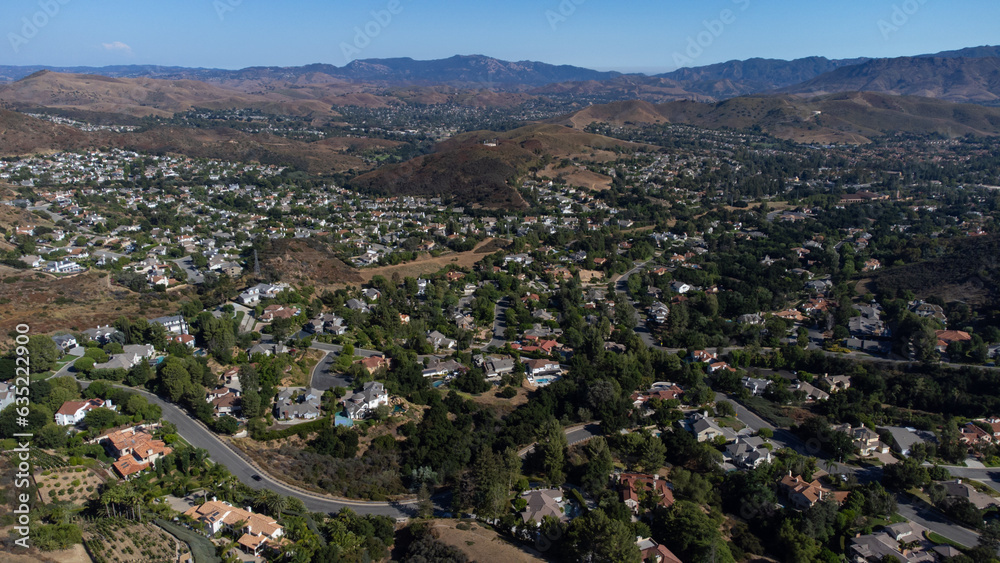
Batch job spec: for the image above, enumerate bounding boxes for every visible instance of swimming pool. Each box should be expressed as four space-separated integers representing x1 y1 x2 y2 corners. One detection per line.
534 376 561 386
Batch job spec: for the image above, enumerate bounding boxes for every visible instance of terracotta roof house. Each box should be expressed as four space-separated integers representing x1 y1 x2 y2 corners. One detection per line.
102 427 172 479
780 474 849 510
637 538 683 563
935 330 972 352
358 355 390 374
618 473 674 514
184 500 283 556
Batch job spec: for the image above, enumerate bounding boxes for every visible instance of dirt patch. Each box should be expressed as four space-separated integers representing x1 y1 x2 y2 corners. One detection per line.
359 238 506 284
461 381 531 417
0 270 181 341
424 520 546 563
578 270 606 284
260 238 363 287
540 163 612 191
0 544 92 563
83 521 181 563
34 466 104 506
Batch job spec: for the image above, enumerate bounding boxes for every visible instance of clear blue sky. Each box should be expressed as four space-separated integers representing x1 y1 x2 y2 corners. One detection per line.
1 0 997 73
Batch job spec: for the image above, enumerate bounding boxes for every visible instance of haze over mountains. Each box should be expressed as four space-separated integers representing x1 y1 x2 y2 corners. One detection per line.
2 46 999 105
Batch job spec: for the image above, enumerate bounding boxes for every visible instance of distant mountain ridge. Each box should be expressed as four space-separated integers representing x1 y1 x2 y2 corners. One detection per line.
780 56 1000 104
4 45 1000 113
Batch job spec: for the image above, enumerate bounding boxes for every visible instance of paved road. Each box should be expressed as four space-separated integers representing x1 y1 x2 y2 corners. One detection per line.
479 297 509 350
73 376 420 517
897 495 979 549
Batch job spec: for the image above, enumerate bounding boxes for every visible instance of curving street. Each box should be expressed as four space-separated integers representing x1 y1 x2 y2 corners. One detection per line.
74 376 421 517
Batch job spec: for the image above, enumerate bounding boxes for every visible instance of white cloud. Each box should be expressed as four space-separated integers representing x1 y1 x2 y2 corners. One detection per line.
101 41 133 54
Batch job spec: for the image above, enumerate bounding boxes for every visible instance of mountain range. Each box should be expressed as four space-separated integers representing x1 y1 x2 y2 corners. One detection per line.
3 46 1000 106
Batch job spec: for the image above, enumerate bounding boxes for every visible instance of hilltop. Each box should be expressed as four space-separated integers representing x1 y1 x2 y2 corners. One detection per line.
781 57 1000 105
553 93 1000 143
350 123 645 207
0 71 341 118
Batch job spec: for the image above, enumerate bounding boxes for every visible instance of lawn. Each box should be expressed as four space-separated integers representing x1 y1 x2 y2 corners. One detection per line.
925 530 968 550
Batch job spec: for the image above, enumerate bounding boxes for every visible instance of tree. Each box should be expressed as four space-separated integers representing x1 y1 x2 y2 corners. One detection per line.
26 335 61 373
158 357 192 402
537 418 568 486
581 437 614 495
566 508 641 563
715 400 736 418
82 408 118 431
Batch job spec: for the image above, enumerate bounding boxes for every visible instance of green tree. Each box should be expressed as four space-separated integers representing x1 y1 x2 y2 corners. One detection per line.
566 509 641 563
538 418 568 486
27 335 61 373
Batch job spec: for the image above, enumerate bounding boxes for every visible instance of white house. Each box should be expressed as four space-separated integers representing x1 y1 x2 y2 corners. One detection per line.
55 399 114 426
343 381 389 420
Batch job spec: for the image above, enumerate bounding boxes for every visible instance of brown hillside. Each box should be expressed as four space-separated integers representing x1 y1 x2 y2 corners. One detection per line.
556 93 1000 143
352 123 643 207
0 71 342 117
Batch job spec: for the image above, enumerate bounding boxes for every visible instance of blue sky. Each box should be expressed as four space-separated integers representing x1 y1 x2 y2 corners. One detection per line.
1 0 997 73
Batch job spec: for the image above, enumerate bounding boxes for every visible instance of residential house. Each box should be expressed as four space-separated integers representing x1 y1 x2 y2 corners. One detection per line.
247 343 289 358
832 424 890 457
238 283 288 305
358 355 390 374
343 381 389 420
427 330 457 351
44 260 82 274
260 305 299 322
0 383 14 413
960 423 991 446
742 377 771 396
479 356 515 380
520 489 564 525
935 330 972 353
848 524 935 563
102 427 172 479
51 334 78 352
524 359 561 378
725 436 773 469
618 473 675 514
940 480 1000 510
167 334 196 348
274 388 322 420
55 399 113 426
82 325 122 344
647 302 670 324
421 359 465 378
790 381 829 401
184 500 284 557
636 538 683 563
821 375 852 393
779 474 849 510
149 315 190 335
686 412 737 443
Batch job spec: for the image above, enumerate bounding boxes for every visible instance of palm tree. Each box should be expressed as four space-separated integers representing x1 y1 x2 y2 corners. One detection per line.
265 493 287 517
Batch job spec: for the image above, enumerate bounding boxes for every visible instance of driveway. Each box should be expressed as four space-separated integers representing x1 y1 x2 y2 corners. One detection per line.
172 257 204 284
309 351 352 391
